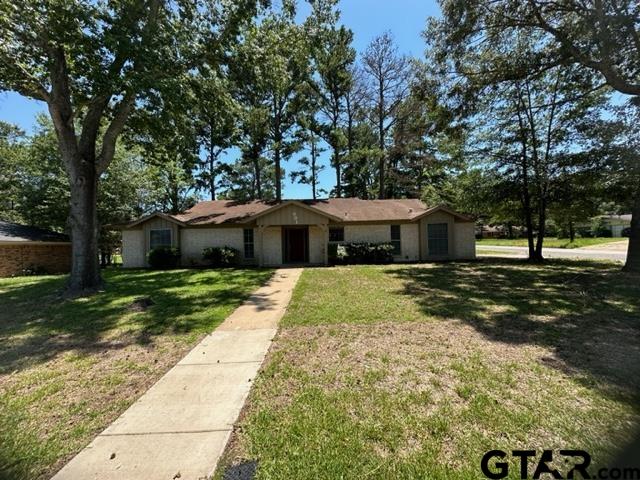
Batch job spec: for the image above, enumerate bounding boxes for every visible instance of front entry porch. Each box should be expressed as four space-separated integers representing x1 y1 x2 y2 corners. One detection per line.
254 202 334 266
282 226 310 264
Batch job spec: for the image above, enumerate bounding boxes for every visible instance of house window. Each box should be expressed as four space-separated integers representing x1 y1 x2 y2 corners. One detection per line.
390 225 401 255
428 223 448 255
149 229 172 250
244 228 255 259
329 227 344 243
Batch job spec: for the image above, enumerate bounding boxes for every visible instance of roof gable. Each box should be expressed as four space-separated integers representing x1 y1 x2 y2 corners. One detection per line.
249 201 343 224
125 213 187 229
411 205 473 222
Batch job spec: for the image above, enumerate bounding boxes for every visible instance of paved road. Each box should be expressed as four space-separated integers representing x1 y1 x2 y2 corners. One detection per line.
477 245 627 262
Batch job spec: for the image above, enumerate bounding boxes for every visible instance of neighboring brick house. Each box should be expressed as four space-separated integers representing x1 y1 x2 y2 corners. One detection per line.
0 221 72 277
119 199 476 268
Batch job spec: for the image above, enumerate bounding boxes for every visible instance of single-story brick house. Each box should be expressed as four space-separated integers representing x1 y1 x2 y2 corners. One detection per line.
119 198 476 268
0 221 72 277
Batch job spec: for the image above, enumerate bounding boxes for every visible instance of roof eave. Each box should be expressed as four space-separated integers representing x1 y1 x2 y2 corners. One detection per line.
121 212 187 229
411 205 474 222
248 200 344 224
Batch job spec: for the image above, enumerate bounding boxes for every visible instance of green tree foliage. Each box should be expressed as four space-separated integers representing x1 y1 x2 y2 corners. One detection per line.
290 115 327 200
231 4 310 201
305 0 355 197
0 116 165 262
426 13 616 261
0 121 27 223
429 0 640 270
194 71 238 201
341 67 378 199
361 32 411 199
429 0 640 97
218 157 277 202
0 0 265 292
590 103 640 270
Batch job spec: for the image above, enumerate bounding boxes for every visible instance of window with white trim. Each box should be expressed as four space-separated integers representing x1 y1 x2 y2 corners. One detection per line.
244 228 255 259
149 229 172 249
390 225 401 255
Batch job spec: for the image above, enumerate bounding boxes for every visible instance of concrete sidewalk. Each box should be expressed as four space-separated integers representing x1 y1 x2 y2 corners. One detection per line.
52 268 303 480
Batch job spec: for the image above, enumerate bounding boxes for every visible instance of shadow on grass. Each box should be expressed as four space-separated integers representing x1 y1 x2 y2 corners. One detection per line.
0 268 274 375
387 258 640 402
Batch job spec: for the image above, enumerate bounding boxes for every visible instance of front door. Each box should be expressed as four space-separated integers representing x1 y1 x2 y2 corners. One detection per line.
283 227 309 264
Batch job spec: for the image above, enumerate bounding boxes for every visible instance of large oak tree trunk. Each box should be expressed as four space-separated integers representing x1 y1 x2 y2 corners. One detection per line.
623 190 640 273
67 159 101 293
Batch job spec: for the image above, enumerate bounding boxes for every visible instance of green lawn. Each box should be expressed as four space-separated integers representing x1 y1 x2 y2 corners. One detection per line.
477 237 626 248
219 260 640 479
0 267 273 480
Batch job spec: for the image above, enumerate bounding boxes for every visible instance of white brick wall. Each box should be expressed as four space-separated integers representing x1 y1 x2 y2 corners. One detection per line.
400 223 420 261
453 222 476 259
122 230 145 268
344 225 390 243
309 226 325 264
180 228 244 266
343 224 419 261
262 227 282 266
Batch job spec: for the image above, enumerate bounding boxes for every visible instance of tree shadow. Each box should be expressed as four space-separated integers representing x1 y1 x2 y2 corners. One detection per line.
387 258 640 403
223 460 258 480
0 268 275 375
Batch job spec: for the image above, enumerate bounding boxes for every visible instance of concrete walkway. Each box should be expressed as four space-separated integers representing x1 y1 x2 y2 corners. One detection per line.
52 268 303 480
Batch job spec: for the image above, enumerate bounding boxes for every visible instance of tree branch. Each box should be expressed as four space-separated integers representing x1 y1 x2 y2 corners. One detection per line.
96 90 136 174
46 44 79 170
528 0 640 95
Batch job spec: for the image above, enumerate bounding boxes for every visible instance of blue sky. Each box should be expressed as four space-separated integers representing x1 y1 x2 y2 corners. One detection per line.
0 0 440 199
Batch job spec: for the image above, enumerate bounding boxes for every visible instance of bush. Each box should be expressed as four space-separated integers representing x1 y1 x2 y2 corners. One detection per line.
202 246 240 267
590 217 612 237
545 222 559 238
16 265 48 276
339 242 394 265
622 227 631 237
576 227 593 238
147 247 181 269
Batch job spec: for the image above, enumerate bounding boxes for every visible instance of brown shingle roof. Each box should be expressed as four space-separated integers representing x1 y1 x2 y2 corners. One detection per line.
125 198 471 228
0 221 70 243
172 200 277 225
170 198 431 225
301 198 428 222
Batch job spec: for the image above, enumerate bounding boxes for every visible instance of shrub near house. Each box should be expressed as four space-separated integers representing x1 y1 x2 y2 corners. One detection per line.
330 242 395 264
147 247 181 269
202 246 240 267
